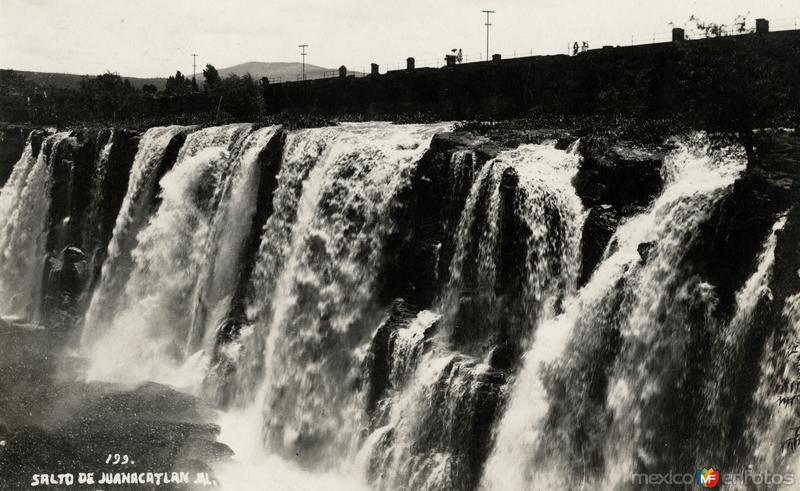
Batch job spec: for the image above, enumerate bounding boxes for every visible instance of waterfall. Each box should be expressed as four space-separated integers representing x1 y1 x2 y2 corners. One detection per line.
208 122 448 486
481 140 745 489
80 130 115 284
253 123 446 460
3 120 795 491
0 132 68 322
83 124 279 387
82 126 193 340
741 217 800 484
362 142 584 490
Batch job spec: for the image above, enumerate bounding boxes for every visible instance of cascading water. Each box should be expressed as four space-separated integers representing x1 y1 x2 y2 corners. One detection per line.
2 120 796 491
482 140 746 489
741 218 800 486
83 124 278 387
82 125 193 340
0 132 68 322
209 122 449 488
361 142 585 490
80 130 116 283
256 123 445 454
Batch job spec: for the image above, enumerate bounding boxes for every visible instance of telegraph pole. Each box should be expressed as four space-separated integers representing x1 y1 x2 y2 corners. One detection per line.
190 53 198 92
482 10 494 61
299 44 308 80
191 53 198 80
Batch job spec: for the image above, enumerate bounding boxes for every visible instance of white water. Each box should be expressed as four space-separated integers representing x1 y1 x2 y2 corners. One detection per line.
83 124 277 388
482 140 746 489
741 218 800 483
443 143 584 330
82 125 194 341
599 144 745 486
364 141 585 490
81 130 116 277
0 132 68 322
10 124 775 490
208 122 449 489
255 123 445 459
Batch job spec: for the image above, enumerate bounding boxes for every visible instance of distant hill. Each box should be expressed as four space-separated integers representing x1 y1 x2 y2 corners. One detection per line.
212 61 336 83
9 70 167 90
3 61 346 91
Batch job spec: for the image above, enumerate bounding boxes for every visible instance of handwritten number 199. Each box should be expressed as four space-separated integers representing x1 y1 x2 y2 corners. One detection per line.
105 454 131 465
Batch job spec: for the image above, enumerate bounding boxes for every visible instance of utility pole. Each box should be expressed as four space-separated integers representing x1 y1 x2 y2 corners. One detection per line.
482 10 494 61
191 53 198 80
191 53 198 92
299 44 308 80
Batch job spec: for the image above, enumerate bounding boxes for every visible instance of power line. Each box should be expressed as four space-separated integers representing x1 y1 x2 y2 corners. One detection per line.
482 10 495 61
299 44 308 81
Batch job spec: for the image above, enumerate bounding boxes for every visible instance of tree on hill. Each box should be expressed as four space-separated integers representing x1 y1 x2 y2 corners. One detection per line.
142 84 158 95
214 73 263 120
203 64 221 89
0 69 34 96
165 70 190 95
78 72 140 120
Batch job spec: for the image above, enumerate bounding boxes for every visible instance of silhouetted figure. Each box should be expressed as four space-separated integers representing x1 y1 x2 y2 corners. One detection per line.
573 42 579 55
582 41 589 52
457 49 463 63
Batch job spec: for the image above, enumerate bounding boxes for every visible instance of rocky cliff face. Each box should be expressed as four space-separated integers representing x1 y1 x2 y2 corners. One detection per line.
0 125 30 187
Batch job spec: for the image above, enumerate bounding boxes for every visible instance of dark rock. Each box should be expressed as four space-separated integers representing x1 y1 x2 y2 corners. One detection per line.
42 247 89 326
487 341 518 370
62 246 85 263
365 354 506 491
0 125 32 187
573 140 665 207
378 131 490 307
84 129 141 287
687 131 800 318
361 299 422 415
556 134 579 151
638 241 656 263
579 205 622 286
0 324 230 490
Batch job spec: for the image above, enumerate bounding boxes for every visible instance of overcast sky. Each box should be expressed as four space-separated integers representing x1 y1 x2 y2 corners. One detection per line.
0 0 797 77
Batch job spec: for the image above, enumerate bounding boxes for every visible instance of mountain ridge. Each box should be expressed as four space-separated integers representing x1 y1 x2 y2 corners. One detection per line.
3 61 337 90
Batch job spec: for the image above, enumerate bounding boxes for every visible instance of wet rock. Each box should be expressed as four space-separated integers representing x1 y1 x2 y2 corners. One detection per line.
379 131 491 307
0 125 32 187
638 241 656 263
579 205 622 286
362 299 428 415
0 325 230 490
487 341 518 371
366 354 506 491
42 246 89 326
688 131 800 317
573 140 665 207
84 129 141 284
